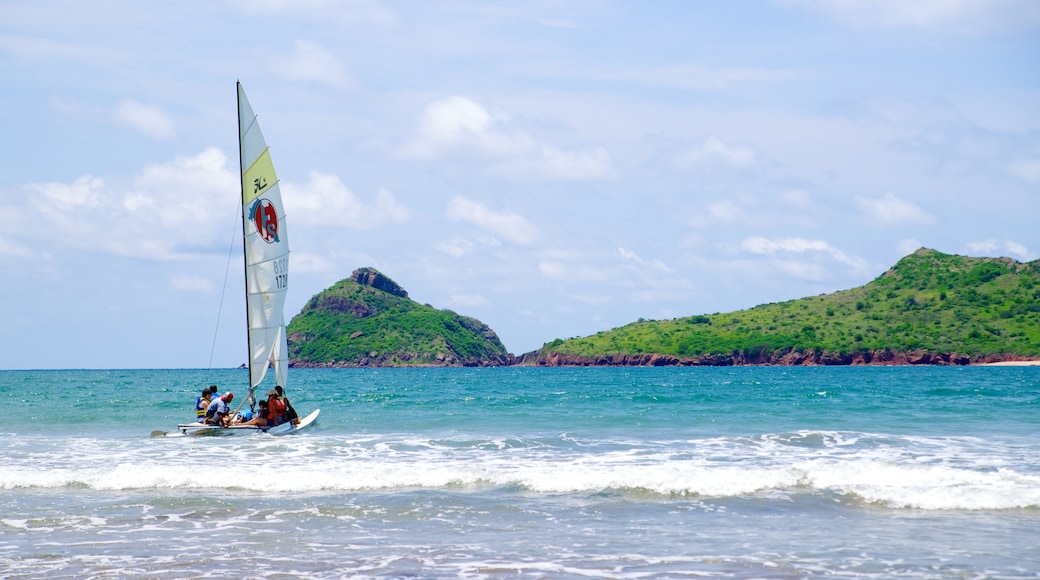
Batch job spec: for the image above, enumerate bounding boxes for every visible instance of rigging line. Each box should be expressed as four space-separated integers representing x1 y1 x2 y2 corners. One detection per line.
207 206 243 371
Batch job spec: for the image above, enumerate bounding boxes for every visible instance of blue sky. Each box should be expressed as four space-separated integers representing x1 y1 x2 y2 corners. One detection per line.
2 0 1039 369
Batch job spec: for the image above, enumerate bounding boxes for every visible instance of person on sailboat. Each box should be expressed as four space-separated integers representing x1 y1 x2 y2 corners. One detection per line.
234 389 280 427
266 389 287 426
204 392 234 426
234 398 270 427
195 387 213 423
275 386 299 426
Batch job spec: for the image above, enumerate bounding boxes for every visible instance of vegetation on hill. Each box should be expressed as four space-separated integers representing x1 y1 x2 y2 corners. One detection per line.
523 249 1040 365
287 268 511 367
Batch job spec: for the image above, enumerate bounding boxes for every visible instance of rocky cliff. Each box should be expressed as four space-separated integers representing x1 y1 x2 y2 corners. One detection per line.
287 268 512 367
352 266 408 298
515 349 1033 367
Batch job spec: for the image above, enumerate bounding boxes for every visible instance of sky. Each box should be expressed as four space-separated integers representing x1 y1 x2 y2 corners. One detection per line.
2 0 1039 369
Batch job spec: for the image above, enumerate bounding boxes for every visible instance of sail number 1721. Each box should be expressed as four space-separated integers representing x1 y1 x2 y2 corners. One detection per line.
273 257 288 290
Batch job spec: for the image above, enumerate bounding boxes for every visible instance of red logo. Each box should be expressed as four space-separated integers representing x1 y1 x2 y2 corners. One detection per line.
250 198 279 243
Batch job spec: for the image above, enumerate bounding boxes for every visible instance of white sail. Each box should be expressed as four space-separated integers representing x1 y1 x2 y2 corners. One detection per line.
237 82 289 390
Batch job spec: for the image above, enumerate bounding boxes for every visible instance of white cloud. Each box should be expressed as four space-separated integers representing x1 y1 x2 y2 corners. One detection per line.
446 196 538 245
742 236 830 255
1007 158 1040 184
709 200 746 222
114 99 176 139
271 39 350 87
22 149 409 263
435 238 476 257
676 136 756 169
733 236 871 281
618 247 674 272
967 239 999 254
405 96 615 180
406 96 531 158
128 148 237 241
1005 240 1030 259
786 0 1040 34
493 144 616 181
967 239 1033 260
30 175 103 214
23 148 238 260
740 236 865 269
855 193 936 227
285 173 409 228
689 199 746 227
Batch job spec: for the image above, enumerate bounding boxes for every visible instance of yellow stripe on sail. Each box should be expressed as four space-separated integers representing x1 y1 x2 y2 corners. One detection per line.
242 148 278 205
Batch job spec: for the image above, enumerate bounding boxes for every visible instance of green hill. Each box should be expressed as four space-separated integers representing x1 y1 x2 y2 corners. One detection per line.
287 268 511 367
519 249 1040 366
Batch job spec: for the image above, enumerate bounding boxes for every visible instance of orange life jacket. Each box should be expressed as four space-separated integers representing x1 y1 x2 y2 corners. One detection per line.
267 396 287 424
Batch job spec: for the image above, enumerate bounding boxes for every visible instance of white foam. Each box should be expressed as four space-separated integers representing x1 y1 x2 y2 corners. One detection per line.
2 432 1038 510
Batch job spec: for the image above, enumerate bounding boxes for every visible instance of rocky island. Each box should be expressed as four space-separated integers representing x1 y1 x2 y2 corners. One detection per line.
287 250 1040 367
519 249 1040 366
287 268 512 367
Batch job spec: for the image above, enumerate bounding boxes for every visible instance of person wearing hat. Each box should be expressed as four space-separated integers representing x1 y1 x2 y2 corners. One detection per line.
203 391 234 426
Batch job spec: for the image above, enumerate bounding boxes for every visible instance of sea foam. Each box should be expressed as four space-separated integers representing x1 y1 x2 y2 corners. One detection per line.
2 431 1037 510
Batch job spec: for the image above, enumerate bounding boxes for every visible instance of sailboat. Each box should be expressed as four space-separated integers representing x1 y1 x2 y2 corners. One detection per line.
164 82 319 437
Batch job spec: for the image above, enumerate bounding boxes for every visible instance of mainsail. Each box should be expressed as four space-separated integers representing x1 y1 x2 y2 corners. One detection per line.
237 82 289 391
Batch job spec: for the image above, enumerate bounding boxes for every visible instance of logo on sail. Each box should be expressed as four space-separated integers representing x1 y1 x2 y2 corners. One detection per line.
250 198 279 243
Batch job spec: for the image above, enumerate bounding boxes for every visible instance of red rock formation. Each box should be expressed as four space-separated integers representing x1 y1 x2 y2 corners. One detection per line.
514 349 1029 367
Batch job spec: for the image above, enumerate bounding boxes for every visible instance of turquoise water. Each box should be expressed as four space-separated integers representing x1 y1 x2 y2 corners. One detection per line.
1 367 1038 578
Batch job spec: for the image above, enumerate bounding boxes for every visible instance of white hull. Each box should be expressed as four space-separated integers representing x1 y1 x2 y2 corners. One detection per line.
164 409 320 437
266 408 320 435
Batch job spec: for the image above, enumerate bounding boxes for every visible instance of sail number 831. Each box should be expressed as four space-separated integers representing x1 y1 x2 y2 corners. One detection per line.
273 258 288 289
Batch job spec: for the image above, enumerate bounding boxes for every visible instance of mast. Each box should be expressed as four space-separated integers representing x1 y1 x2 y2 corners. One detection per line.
237 81 252 394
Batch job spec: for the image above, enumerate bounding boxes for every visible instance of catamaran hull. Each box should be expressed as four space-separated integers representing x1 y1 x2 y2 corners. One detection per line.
166 409 320 437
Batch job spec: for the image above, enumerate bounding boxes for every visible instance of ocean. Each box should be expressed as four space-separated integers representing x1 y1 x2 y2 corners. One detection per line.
1 366 1038 579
